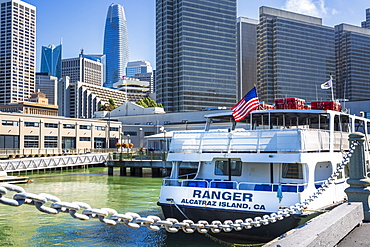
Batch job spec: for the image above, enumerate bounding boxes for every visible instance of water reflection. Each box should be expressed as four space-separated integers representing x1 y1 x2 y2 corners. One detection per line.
0 168 223 246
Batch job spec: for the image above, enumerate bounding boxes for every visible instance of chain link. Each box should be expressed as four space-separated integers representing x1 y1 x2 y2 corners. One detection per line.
0 140 359 234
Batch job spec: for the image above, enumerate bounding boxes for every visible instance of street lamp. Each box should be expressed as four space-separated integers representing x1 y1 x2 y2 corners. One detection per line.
127 134 130 159
120 132 123 162
139 128 143 160
139 128 143 149
163 130 167 160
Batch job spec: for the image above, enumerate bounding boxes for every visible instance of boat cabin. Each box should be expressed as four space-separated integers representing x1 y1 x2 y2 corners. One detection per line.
161 109 370 209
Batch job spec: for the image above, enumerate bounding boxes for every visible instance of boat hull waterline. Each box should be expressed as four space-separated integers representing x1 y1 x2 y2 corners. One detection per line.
159 202 313 242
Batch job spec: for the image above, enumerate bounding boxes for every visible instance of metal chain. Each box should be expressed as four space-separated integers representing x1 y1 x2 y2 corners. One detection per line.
0 141 359 234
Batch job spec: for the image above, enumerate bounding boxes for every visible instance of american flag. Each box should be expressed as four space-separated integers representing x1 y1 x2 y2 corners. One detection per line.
232 87 260 122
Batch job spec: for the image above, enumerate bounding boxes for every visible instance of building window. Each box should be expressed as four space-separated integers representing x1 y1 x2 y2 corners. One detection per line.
45 123 58 128
44 136 57 148
80 125 91 130
2 120 18 126
24 121 39 127
282 163 303 179
95 126 106 131
109 127 119 131
214 160 242 176
123 131 137 136
24 135 38 148
79 137 90 142
63 124 75 129
144 132 155 136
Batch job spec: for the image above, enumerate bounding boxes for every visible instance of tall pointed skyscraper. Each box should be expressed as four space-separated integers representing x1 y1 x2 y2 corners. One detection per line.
103 3 129 88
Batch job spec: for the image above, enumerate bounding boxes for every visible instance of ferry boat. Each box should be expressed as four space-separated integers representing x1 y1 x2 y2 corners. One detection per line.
157 107 370 242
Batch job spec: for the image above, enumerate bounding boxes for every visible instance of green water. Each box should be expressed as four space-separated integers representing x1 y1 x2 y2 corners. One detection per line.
0 168 224 247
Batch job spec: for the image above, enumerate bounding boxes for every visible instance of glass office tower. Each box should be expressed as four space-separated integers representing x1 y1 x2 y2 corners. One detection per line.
361 8 370 29
335 24 370 101
156 0 237 112
0 0 36 105
237 17 258 100
103 3 129 88
40 44 62 79
257 7 335 104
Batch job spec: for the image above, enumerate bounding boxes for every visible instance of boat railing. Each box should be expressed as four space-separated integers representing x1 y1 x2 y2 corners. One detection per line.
314 180 328 189
178 173 197 180
162 178 307 193
168 128 347 153
238 182 306 193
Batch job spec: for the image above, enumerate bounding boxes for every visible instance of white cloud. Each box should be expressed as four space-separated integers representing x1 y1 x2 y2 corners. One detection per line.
283 0 337 17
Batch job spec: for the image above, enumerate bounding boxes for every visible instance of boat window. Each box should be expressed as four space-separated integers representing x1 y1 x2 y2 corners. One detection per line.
214 160 242 176
341 163 349 179
282 163 303 179
246 112 331 130
314 162 332 182
334 115 351 132
355 119 366 133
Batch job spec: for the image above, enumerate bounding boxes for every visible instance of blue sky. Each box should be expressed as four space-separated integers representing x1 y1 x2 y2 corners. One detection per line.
24 0 369 71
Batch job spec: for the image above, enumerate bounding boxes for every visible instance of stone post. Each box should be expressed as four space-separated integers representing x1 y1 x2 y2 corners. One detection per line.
345 132 370 221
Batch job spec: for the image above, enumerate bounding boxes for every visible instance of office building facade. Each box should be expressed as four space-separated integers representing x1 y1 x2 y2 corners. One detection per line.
113 77 150 101
133 72 154 93
126 60 153 77
156 0 237 112
237 17 258 99
103 3 129 87
257 7 335 104
335 24 370 101
0 0 36 105
35 72 58 105
40 44 62 79
361 8 370 28
58 76 128 119
62 52 103 87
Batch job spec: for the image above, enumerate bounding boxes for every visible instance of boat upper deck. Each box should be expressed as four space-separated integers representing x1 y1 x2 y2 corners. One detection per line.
167 109 370 161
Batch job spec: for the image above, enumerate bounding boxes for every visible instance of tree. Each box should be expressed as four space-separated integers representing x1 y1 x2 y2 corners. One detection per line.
136 97 163 108
99 98 118 111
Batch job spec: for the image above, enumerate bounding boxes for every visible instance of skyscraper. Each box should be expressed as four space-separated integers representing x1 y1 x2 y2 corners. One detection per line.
361 8 370 28
237 17 258 100
0 0 36 105
335 24 370 101
40 44 62 79
156 0 237 112
103 3 129 87
35 73 58 106
62 51 104 87
257 7 335 104
126 61 152 77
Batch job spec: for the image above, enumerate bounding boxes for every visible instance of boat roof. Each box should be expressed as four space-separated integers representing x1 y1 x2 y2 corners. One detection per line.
204 109 355 121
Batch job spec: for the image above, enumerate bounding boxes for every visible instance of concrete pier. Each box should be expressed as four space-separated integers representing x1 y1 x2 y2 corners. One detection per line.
107 160 198 177
263 202 363 247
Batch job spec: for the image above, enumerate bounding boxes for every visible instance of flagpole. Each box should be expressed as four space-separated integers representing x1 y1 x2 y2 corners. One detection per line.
330 75 334 102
